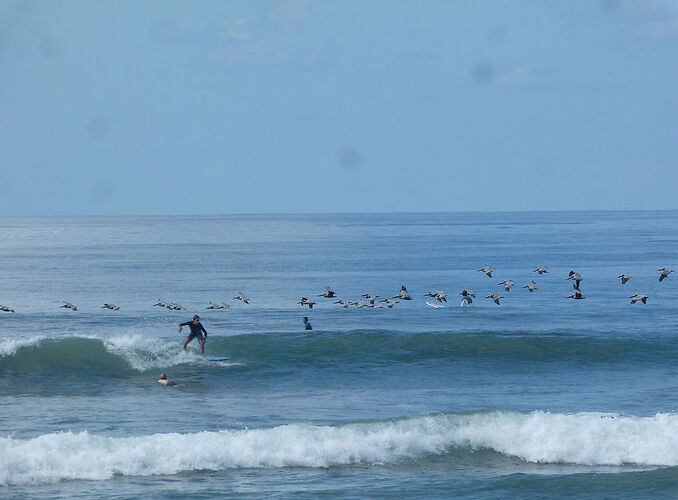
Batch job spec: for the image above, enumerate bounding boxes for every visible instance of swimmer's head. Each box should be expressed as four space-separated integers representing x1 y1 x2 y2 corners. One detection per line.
193 315 199 321
159 373 167 380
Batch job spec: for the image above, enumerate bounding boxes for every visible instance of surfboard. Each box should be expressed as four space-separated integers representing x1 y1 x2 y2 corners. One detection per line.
426 301 445 308
206 356 230 361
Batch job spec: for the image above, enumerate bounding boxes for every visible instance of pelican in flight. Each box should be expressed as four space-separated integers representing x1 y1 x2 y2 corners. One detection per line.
486 293 503 305
567 271 583 288
478 266 493 278
461 289 476 298
234 292 250 304
658 268 673 282
298 297 316 309
394 285 412 300
153 300 169 308
0 305 14 313
351 300 368 308
102 303 120 311
206 302 222 309
334 299 350 308
361 293 378 304
60 301 78 311
499 280 515 292
220 303 231 309
319 287 336 298
380 298 398 308
533 266 549 275
425 291 447 302
629 293 648 304
567 285 585 300
522 281 538 292
618 274 632 284
169 303 185 311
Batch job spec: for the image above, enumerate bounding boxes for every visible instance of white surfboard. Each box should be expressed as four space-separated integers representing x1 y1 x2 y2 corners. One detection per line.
426 301 445 308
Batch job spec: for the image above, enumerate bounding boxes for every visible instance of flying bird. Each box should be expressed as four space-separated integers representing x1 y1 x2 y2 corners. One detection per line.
60 301 78 311
486 293 503 305
461 289 476 298
567 285 585 300
629 293 648 304
618 274 632 284
0 305 14 313
318 287 336 298
658 268 673 282
425 291 447 302
478 266 493 278
233 292 250 304
533 266 549 275
169 303 185 311
153 300 169 308
522 281 538 292
498 280 515 291
102 303 120 311
334 299 350 308
351 300 369 308
380 298 398 308
394 285 412 300
361 293 378 304
298 297 316 309
567 271 583 289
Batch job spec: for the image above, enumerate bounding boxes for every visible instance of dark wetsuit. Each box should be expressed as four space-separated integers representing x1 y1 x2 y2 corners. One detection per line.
180 321 207 342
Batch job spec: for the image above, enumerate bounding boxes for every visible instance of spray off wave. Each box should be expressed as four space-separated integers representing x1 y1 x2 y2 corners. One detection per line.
2 411 678 485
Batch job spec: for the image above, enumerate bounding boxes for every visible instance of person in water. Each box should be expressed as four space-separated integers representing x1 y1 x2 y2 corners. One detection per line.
179 314 207 356
158 373 176 386
303 316 312 330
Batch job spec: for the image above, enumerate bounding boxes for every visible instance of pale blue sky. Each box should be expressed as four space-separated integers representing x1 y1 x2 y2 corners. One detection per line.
1 0 677 216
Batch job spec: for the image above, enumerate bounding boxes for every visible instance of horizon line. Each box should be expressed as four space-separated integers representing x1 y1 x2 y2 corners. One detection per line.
1 208 677 219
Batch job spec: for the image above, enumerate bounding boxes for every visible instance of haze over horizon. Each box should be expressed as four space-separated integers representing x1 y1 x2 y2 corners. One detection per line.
2 0 677 216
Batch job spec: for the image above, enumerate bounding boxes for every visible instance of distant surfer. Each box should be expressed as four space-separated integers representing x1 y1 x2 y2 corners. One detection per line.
303 316 312 330
158 373 176 386
179 314 207 357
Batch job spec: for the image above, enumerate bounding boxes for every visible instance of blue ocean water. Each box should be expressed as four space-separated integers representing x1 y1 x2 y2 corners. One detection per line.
1 212 677 498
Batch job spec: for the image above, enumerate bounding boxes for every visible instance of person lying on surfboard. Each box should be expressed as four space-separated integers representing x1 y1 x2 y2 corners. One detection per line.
179 314 207 357
158 373 177 386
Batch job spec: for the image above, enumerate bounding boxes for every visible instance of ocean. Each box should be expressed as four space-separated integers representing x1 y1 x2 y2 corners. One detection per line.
1 211 677 498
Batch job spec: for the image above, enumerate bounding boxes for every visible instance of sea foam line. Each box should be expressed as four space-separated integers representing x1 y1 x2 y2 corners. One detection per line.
2 411 678 485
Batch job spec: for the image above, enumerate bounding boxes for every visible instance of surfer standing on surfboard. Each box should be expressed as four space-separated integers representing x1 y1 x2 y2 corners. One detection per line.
179 314 207 357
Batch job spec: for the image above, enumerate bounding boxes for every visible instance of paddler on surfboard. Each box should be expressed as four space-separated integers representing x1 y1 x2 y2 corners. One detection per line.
178 314 207 357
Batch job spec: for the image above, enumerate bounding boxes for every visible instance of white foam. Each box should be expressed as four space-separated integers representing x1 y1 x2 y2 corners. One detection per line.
2 411 678 485
0 336 45 357
102 334 204 371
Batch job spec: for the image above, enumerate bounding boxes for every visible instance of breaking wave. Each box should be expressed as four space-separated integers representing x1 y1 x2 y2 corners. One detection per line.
2 410 678 485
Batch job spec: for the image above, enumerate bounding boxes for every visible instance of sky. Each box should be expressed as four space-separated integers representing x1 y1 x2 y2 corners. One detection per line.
1 0 677 216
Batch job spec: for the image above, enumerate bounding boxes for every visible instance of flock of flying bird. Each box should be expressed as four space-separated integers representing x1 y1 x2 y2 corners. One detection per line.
0 267 672 313
297 265 674 308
